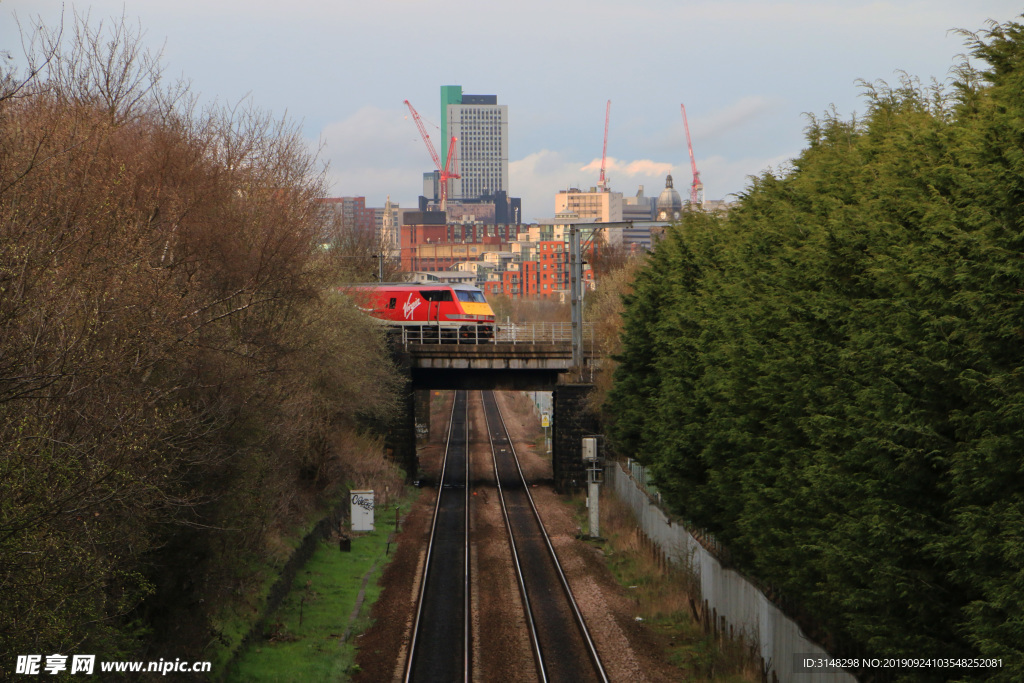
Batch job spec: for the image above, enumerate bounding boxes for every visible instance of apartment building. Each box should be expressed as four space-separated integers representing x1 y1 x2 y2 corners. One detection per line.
537 240 568 298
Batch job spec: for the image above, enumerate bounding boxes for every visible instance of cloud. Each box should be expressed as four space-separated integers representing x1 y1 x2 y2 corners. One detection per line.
511 151 679 222
646 96 782 153
696 96 780 139
319 105 427 169
511 149 574 178
315 105 439 206
306 102 802 221
510 147 802 221
509 150 576 221
314 130 801 220
580 157 674 177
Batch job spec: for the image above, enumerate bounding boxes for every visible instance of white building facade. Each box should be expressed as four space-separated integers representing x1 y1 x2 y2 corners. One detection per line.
442 86 508 202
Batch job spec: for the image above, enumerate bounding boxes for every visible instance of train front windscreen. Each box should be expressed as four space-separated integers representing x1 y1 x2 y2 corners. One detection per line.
456 290 487 303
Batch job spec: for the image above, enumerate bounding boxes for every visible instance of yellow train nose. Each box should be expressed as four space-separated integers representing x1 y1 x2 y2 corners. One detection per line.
461 302 495 319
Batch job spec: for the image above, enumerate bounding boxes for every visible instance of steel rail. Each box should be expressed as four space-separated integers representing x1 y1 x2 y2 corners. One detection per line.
403 391 471 682
461 393 471 682
462 396 471 681
482 391 609 683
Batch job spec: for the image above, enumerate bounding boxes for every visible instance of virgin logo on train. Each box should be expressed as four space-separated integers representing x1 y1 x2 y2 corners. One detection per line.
403 293 422 320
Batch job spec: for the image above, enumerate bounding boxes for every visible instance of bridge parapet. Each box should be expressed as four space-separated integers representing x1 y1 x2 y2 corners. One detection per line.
495 322 593 346
401 322 594 349
409 342 572 370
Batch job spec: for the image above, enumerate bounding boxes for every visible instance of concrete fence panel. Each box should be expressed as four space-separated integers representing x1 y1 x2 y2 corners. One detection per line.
608 462 856 683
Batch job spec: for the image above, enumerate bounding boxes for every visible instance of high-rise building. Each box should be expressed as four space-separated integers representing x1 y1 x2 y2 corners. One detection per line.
441 85 508 202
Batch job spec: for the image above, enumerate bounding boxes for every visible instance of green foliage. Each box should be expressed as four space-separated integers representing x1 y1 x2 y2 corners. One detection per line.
606 17 1024 679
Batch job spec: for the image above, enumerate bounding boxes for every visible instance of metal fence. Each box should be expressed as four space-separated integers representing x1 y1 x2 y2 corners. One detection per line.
494 321 593 346
401 321 594 347
399 325 491 345
627 458 661 502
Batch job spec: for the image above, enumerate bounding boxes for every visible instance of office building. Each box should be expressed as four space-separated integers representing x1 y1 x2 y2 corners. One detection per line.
554 186 623 223
623 185 656 221
442 85 508 202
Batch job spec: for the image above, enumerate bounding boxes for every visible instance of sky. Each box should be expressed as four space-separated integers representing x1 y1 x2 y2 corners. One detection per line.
2 0 1022 222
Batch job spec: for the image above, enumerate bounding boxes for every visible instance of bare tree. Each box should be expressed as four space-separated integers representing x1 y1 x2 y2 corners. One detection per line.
0 10 402 663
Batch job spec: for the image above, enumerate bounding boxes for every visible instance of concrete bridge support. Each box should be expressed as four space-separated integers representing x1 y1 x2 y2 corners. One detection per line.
414 389 431 443
552 384 598 494
385 337 599 488
383 346 419 481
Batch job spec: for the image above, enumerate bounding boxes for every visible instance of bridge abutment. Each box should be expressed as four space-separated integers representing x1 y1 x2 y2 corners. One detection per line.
552 384 598 494
383 344 419 481
385 335 600 488
414 389 431 443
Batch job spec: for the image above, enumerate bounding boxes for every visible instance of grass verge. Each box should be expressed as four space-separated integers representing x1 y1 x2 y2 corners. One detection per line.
205 504 341 674
225 495 415 682
582 491 761 682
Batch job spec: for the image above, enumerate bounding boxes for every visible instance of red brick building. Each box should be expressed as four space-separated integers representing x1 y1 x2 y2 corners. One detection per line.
317 197 376 237
521 260 539 297
502 268 524 297
399 211 522 271
482 281 504 298
537 240 568 298
499 261 538 297
391 213 587 300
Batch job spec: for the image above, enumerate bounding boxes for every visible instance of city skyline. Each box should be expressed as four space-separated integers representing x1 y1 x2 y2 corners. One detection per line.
3 1 1021 222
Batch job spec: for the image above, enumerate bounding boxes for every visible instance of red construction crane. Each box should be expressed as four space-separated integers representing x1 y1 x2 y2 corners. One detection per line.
680 103 704 206
598 99 611 191
404 99 459 210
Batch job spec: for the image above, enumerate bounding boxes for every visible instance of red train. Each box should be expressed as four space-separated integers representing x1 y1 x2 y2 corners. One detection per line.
343 282 496 342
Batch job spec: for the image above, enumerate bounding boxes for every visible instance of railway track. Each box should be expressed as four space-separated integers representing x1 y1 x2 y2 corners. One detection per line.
405 390 607 682
481 390 608 683
404 391 470 682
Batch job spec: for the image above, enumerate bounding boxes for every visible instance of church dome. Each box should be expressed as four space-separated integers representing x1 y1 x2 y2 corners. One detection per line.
656 174 683 220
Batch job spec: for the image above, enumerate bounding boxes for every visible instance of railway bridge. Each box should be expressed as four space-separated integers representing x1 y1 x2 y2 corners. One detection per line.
399 321 596 390
388 322 600 492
